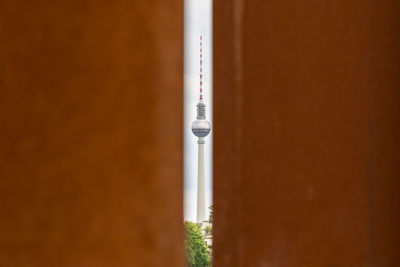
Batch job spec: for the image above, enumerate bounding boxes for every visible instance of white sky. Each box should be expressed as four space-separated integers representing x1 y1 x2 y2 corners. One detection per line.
184 0 212 222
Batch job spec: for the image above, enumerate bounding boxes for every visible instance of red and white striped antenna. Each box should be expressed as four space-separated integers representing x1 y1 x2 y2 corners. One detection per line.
199 35 203 102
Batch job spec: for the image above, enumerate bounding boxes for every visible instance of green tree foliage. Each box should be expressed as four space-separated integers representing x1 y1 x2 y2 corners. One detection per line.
204 226 212 235
185 222 211 267
208 205 213 222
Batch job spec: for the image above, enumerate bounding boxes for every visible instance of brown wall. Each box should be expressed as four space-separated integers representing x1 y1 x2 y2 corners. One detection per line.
213 0 400 266
0 1 183 266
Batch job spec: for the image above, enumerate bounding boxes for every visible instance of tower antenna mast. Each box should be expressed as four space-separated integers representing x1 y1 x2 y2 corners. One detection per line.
200 35 203 102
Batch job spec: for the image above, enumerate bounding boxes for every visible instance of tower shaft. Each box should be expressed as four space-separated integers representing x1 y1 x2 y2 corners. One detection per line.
196 137 206 223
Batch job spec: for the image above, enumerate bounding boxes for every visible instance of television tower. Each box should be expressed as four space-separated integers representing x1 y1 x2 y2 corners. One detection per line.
192 35 211 223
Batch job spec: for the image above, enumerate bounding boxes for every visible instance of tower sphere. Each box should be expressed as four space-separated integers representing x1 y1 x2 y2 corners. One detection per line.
192 119 211 137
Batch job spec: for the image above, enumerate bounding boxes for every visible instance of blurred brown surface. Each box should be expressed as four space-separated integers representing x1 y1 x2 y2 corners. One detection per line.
214 0 400 266
0 1 183 266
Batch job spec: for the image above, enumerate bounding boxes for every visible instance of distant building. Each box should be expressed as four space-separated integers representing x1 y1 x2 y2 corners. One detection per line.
199 221 212 247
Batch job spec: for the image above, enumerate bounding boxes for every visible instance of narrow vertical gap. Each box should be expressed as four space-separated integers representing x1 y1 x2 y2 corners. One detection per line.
184 0 213 266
